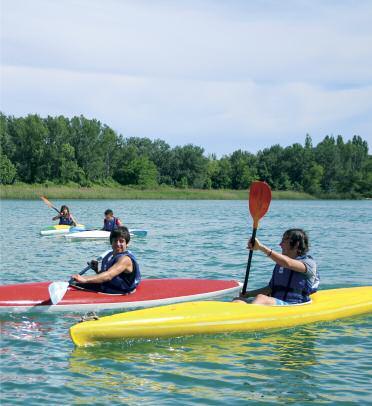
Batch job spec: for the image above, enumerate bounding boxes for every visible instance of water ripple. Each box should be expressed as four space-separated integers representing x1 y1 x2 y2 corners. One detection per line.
0 199 371 404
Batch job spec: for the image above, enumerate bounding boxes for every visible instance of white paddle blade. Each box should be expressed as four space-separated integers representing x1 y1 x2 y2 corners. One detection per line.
48 282 69 305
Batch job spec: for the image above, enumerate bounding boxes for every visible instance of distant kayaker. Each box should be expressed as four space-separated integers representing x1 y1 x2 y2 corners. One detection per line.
234 228 319 305
52 205 76 226
102 209 122 231
71 227 141 294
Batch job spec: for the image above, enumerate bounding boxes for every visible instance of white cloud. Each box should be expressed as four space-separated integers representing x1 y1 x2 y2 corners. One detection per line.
1 0 372 154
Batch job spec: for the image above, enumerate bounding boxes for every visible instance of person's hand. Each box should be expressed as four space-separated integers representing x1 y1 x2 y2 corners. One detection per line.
232 291 250 301
72 274 87 283
247 237 262 251
89 260 99 273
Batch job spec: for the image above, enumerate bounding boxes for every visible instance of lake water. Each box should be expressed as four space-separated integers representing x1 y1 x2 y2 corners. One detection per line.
0 199 371 404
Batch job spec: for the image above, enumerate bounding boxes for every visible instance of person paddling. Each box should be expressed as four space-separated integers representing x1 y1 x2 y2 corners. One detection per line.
52 205 76 226
102 209 122 231
71 227 141 294
235 229 319 305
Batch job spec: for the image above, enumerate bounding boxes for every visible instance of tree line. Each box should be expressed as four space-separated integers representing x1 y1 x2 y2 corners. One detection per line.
0 113 371 197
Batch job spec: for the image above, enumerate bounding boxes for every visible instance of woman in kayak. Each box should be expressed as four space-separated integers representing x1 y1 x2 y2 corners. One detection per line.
71 227 141 294
52 205 76 226
102 209 122 231
235 228 319 305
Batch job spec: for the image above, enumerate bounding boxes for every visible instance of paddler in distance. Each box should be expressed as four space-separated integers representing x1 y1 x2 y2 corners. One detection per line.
71 227 141 294
234 229 319 305
52 205 77 226
102 209 123 231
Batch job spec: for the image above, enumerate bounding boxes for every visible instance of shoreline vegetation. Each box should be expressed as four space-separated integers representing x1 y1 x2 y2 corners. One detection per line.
1 113 371 199
0 183 316 200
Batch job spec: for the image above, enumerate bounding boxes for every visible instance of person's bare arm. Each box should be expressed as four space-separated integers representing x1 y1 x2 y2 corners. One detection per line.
249 239 306 273
72 256 132 283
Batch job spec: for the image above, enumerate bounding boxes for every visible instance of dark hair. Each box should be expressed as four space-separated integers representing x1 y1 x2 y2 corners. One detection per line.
104 209 114 216
60 205 70 214
110 226 130 244
283 228 309 255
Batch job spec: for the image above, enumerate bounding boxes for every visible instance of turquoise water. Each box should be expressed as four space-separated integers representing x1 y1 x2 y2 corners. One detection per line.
0 199 371 404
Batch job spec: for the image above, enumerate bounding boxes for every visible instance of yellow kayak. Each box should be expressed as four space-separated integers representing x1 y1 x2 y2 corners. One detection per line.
70 286 372 346
40 224 85 236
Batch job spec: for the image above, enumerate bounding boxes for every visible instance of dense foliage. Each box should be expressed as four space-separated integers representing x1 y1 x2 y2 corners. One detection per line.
0 113 371 197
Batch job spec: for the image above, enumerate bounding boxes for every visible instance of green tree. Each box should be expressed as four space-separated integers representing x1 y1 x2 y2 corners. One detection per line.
0 153 17 184
230 150 257 189
314 135 342 193
171 144 208 188
7 115 49 182
114 156 158 187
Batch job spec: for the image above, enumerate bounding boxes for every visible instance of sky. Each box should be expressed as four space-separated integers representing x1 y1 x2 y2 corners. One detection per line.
1 0 371 155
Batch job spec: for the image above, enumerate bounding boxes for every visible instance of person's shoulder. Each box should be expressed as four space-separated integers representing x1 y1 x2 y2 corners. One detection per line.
298 254 317 275
298 254 315 261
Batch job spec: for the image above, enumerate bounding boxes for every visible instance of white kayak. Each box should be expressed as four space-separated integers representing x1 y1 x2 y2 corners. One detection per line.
65 229 148 240
40 224 85 236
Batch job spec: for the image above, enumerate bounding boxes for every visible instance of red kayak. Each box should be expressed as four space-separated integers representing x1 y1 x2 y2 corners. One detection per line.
0 279 241 313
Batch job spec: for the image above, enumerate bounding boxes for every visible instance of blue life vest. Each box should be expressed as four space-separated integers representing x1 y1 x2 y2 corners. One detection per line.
99 250 141 293
103 217 119 231
59 215 74 226
270 255 319 304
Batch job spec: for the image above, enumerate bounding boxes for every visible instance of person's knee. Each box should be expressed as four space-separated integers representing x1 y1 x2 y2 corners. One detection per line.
254 294 266 302
253 294 270 304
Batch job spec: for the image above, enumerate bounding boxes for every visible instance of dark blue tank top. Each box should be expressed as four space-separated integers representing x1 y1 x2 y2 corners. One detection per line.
99 250 141 293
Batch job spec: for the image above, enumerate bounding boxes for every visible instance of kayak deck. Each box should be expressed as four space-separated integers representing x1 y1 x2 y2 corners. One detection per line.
69 286 372 346
40 224 85 235
0 279 241 313
64 229 147 239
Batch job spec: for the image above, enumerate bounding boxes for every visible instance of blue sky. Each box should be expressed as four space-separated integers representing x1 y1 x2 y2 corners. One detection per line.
1 0 371 155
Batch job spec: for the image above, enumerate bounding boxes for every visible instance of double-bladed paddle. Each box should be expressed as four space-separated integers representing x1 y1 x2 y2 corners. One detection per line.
40 195 60 214
242 181 272 294
48 249 111 305
40 195 79 225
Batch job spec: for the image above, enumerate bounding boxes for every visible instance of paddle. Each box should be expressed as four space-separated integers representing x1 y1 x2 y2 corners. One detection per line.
40 195 79 225
48 249 111 305
242 181 272 295
40 195 60 214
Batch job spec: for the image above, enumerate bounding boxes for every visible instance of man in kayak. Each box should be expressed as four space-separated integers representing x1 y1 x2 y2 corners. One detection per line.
102 209 122 231
235 228 319 305
71 227 141 294
52 205 76 226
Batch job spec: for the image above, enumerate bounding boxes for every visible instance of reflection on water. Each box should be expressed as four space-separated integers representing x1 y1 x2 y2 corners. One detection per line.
67 326 320 403
0 200 371 404
65 315 371 404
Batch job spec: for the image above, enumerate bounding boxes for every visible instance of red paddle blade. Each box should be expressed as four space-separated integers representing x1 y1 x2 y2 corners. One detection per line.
249 181 272 228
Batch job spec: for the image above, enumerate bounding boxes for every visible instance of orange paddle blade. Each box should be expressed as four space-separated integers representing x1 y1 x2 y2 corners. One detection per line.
40 196 60 213
249 181 272 228
40 195 54 208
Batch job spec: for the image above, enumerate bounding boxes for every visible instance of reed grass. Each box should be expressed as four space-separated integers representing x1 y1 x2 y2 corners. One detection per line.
0 183 315 200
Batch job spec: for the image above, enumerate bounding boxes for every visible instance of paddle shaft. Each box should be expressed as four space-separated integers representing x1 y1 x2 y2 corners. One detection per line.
50 205 61 214
41 196 79 224
242 227 257 294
